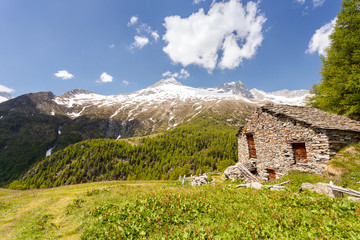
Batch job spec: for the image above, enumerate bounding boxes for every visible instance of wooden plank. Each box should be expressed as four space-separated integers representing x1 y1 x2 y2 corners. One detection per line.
247 134 257 159
267 169 276 181
329 181 360 198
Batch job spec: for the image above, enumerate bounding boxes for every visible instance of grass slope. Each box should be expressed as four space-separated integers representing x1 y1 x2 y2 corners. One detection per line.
1 181 360 239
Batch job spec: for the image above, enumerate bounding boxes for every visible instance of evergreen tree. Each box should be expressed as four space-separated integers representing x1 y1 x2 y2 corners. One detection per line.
309 0 360 119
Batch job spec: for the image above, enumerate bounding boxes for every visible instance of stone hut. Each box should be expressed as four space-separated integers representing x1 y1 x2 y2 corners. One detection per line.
237 104 360 181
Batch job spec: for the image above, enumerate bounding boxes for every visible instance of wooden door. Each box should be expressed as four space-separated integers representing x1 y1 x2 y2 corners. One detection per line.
246 134 257 159
267 169 276 181
293 143 308 163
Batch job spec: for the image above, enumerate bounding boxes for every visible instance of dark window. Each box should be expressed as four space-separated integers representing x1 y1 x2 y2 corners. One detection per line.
292 143 308 163
267 168 276 181
246 133 257 159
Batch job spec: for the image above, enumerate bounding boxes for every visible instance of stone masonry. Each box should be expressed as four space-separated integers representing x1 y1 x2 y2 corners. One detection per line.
237 104 360 181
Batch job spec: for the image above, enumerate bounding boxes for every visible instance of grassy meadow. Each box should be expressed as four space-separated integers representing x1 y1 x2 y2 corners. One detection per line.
1 180 360 239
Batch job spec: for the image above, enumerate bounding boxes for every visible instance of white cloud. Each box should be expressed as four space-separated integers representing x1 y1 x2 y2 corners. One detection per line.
0 84 14 93
151 31 160 41
122 80 129 86
193 0 206 4
127 16 138 26
130 36 149 49
295 0 326 7
136 23 159 42
128 20 159 50
162 68 190 79
306 17 336 56
295 0 306 4
109 44 115 48
313 0 326 7
163 0 266 72
99 72 113 83
54 70 74 80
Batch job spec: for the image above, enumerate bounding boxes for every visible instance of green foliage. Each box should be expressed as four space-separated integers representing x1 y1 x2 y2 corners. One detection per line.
82 185 360 239
326 142 360 189
0 110 141 187
275 171 330 192
2 181 360 239
309 0 360 119
0 112 68 186
35 214 56 231
9 116 239 189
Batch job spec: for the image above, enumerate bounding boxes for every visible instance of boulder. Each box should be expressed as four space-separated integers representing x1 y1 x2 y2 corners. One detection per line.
224 163 246 180
300 182 338 198
249 182 262 190
191 174 208 186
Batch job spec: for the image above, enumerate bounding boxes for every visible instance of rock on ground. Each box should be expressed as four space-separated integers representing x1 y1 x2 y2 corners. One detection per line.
300 182 341 198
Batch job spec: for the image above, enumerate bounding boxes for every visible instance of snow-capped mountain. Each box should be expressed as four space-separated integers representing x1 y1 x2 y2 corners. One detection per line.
49 78 254 133
250 88 312 106
0 78 311 136
214 81 254 99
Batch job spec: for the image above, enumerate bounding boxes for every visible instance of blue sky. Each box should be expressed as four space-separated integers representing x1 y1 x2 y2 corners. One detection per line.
0 0 342 97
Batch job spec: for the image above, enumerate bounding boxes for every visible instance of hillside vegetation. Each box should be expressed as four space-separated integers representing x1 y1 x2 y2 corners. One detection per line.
1 181 360 239
9 116 240 190
0 111 139 187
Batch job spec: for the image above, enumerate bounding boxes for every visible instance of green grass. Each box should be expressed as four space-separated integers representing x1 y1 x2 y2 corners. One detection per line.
1 181 360 239
326 143 360 189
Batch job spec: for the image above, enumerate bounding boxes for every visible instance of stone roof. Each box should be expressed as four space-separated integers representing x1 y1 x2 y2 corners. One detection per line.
261 104 360 132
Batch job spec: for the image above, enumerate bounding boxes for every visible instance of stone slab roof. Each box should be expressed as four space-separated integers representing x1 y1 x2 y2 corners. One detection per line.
261 104 360 133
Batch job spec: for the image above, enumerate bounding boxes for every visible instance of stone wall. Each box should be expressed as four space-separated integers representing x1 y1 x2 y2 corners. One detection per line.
238 108 331 181
326 129 360 156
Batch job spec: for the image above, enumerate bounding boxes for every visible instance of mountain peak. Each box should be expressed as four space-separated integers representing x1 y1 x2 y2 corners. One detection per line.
215 81 254 99
60 89 94 98
150 78 183 88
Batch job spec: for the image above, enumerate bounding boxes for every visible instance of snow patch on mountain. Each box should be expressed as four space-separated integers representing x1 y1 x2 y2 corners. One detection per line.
250 88 312 106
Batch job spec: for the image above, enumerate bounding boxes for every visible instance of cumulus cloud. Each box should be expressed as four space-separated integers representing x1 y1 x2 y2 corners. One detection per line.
162 69 190 79
54 70 74 80
306 17 336 56
127 16 138 26
163 0 266 71
122 80 129 86
130 36 149 50
99 72 113 83
0 84 14 93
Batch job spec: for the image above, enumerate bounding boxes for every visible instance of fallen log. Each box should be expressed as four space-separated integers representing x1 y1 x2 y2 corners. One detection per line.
329 181 360 198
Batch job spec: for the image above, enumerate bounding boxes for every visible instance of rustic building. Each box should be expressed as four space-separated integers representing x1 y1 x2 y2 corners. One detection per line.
237 104 360 181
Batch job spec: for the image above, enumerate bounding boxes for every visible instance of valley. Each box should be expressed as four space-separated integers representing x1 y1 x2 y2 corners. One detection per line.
0 78 310 187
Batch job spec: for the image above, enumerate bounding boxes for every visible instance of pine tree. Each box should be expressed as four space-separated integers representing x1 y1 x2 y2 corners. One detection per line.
309 0 360 119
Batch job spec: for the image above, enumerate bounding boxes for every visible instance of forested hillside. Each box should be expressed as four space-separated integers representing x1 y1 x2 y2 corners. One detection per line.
9 116 241 189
